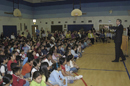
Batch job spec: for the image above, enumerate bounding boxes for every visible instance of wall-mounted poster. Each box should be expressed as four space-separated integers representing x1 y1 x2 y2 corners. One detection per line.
64 24 66 28
17 30 20 33
24 23 27 30
20 23 22 31
25 26 27 30
51 21 54 24
24 23 25 30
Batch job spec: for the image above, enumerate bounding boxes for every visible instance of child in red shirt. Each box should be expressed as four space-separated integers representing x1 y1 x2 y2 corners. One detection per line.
32 51 38 59
7 52 17 74
12 67 30 86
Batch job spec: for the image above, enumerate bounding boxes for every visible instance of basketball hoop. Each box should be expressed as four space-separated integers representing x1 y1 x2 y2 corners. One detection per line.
75 13 78 16
71 9 82 17
71 0 82 17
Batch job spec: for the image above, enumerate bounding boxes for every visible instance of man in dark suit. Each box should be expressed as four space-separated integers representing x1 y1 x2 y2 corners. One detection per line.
128 25 130 37
105 19 126 62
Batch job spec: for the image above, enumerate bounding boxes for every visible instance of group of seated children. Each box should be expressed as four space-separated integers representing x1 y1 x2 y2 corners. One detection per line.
0 35 92 86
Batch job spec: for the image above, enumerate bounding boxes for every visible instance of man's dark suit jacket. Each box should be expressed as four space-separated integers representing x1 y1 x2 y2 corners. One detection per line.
109 24 124 43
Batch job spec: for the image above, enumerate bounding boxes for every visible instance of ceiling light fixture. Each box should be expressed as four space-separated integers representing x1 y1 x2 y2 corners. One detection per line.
33 19 36 24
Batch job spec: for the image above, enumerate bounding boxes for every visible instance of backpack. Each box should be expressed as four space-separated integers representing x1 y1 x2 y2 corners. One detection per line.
0 64 8 75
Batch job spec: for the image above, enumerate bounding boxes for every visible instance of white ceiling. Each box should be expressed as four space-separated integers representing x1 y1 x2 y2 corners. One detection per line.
24 0 65 3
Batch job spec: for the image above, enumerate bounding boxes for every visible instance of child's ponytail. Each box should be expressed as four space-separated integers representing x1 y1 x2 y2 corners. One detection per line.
51 63 60 72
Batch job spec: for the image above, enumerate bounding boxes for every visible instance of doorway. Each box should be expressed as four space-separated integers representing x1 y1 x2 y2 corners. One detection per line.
32 25 38 38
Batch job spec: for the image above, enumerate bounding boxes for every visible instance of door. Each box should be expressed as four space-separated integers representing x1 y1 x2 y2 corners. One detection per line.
3 25 17 38
32 25 38 38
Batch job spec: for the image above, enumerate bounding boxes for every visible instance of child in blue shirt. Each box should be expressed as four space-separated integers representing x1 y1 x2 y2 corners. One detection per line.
61 44 65 53
84 40 88 47
49 63 67 86
57 45 64 55
10 44 14 53
22 43 29 54
71 46 79 60
41 46 48 56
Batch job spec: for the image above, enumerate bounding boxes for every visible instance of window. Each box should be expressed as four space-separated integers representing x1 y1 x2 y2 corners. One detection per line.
125 20 127 22
58 21 61 23
64 24 66 28
51 21 54 24
65 21 67 23
81 21 84 23
73 21 76 23
108 20 111 23
88 20 92 23
45 22 48 24
99 20 102 23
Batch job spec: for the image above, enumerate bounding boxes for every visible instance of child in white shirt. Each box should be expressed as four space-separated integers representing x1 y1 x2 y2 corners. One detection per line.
0 56 9 77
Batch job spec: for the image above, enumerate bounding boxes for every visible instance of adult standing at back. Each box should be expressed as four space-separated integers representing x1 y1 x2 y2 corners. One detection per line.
81 31 86 39
91 26 95 32
128 25 130 38
1 32 4 40
27 32 31 39
100 28 105 34
48 31 52 40
41 27 45 38
88 30 95 44
11 33 15 40
104 19 126 62
54 31 58 39
36 28 40 39
66 31 71 39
